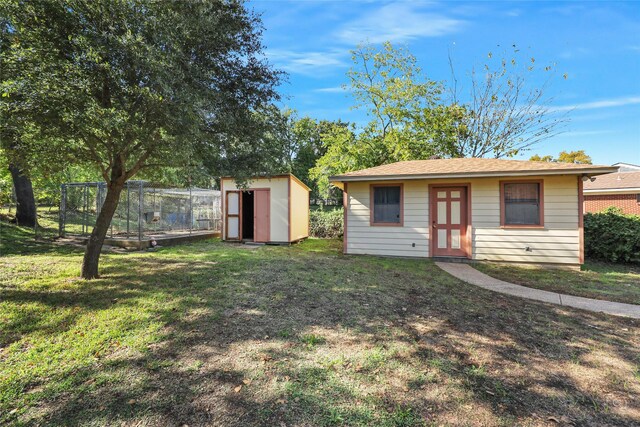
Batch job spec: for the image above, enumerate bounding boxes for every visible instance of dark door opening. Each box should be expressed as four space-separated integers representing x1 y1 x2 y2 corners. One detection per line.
242 191 254 240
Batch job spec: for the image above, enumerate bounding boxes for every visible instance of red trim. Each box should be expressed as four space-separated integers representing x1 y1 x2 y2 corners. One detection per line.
499 179 545 228
578 177 584 264
288 176 292 242
369 183 404 227
466 184 473 258
428 184 471 258
306 186 310 238
343 183 348 254
225 190 241 241
220 178 225 239
253 189 271 243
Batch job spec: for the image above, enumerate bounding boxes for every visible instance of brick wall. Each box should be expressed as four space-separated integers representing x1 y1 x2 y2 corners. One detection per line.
584 193 640 215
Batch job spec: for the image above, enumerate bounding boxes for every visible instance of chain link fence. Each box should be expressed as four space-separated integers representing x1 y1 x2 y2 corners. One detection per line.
59 181 221 241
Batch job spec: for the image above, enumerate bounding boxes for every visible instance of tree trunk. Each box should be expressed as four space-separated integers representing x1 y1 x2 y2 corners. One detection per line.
8 163 38 227
81 183 124 279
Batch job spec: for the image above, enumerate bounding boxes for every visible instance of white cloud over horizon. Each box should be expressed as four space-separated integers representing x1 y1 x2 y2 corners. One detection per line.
552 96 640 112
265 49 348 76
336 2 465 44
314 86 349 93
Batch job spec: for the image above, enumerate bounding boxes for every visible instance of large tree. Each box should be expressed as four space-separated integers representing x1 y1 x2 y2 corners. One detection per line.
0 15 38 227
311 42 463 195
255 107 344 199
530 150 592 164
2 0 280 278
448 47 568 158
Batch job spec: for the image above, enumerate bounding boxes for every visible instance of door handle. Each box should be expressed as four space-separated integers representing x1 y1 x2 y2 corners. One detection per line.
432 221 437 229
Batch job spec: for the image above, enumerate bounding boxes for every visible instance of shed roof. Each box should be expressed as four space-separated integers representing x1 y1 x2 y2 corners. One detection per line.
220 173 311 191
330 158 617 183
584 171 640 192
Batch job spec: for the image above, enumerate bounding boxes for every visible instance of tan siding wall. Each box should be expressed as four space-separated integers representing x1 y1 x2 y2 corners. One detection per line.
290 177 310 241
222 177 289 242
471 175 579 264
346 181 430 257
345 175 580 264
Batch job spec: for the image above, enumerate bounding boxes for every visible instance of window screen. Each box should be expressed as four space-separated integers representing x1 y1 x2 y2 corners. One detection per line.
504 183 540 225
373 186 401 223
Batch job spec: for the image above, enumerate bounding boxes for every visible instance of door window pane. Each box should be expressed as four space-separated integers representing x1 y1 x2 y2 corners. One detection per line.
451 229 461 249
504 183 540 225
437 201 447 224
227 192 239 215
227 217 239 239
437 229 447 248
451 201 461 225
373 186 401 223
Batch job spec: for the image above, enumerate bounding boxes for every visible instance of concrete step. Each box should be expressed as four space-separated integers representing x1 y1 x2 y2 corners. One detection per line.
432 257 475 264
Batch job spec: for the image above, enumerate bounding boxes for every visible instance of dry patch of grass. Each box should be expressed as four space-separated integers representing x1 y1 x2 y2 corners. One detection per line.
474 261 640 305
1 223 639 426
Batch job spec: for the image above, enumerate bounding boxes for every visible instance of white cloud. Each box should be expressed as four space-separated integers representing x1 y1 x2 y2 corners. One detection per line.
314 86 348 93
265 49 348 76
558 47 591 59
552 96 640 112
562 130 615 137
336 2 465 44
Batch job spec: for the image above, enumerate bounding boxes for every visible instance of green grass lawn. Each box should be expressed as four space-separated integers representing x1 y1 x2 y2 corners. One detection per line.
1 221 639 426
474 261 640 305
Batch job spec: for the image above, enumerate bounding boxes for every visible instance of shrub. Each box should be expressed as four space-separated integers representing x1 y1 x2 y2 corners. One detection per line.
584 207 640 263
310 208 343 238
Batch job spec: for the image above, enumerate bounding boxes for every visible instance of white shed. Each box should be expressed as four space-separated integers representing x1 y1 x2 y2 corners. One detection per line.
221 174 310 244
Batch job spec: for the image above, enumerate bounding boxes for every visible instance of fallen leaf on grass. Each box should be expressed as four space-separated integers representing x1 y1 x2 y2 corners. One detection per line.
260 354 273 362
243 379 252 386
127 399 136 405
234 385 242 393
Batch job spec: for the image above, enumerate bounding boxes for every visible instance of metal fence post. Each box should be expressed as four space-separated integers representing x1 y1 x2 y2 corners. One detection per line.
83 184 88 235
138 181 143 241
59 184 66 237
126 182 130 237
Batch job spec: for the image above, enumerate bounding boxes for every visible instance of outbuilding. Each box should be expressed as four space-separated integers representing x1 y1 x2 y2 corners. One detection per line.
221 174 310 244
330 158 617 266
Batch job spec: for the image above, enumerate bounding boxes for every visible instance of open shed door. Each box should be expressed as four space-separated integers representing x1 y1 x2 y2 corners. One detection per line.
254 189 270 243
226 191 241 240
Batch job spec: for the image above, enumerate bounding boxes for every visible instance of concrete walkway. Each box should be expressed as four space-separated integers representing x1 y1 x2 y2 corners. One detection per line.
435 262 640 319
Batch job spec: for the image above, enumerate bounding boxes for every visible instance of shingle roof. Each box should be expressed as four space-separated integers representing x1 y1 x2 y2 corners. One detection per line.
330 158 617 182
584 171 640 191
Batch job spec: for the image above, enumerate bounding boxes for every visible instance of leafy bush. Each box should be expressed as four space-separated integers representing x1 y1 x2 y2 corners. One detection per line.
584 207 640 263
310 208 343 238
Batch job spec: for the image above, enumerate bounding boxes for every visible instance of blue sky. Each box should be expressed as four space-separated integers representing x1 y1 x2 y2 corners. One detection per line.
251 0 640 165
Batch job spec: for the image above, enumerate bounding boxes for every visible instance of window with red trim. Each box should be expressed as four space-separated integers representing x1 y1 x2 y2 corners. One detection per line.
371 185 402 225
502 182 542 226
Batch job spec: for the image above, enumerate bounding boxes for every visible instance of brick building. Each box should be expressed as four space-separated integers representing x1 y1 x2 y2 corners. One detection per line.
584 163 640 215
